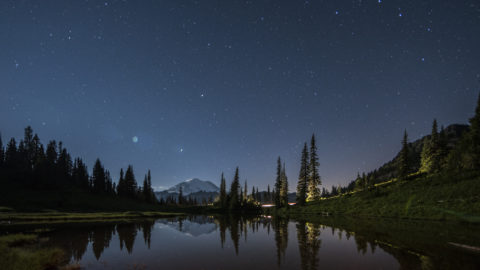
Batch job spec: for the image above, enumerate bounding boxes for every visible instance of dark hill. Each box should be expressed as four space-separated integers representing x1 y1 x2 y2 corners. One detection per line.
362 124 468 185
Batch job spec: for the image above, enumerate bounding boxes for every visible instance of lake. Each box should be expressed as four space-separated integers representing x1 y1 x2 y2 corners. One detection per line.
2 215 480 269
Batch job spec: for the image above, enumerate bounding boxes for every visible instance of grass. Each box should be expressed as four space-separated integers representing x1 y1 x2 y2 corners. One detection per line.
0 234 65 270
278 171 480 223
0 211 185 225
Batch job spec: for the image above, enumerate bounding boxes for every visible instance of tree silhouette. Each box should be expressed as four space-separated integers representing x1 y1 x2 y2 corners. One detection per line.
297 143 309 205
307 134 321 201
398 130 410 180
229 167 240 209
274 157 282 207
92 159 106 193
124 165 138 198
219 172 227 208
420 119 442 173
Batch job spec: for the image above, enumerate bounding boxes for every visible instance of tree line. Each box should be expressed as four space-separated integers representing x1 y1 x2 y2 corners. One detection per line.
315 93 480 197
216 167 260 211
0 126 156 204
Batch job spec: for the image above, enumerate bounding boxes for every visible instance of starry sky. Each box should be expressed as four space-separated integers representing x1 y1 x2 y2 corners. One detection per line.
1 0 479 191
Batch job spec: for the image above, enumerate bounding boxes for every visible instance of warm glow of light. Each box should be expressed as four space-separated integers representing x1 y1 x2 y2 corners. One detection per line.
261 204 275 208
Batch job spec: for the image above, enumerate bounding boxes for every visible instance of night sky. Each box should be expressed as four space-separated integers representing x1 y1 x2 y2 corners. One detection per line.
1 0 479 191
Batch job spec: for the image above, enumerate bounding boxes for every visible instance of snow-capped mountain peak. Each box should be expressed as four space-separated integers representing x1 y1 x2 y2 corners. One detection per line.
167 178 219 195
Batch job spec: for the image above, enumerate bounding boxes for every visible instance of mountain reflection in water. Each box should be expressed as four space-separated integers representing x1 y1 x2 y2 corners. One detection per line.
3 215 480 270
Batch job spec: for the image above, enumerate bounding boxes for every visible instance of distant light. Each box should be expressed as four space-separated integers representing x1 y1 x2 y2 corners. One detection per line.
132 136 138 143
335 10 339 15
421 57 425 62
180 148 184 152
398 13 403 17
261 204 274 208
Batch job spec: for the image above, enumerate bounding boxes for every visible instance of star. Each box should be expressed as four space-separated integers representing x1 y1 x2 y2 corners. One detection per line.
132 136 139 143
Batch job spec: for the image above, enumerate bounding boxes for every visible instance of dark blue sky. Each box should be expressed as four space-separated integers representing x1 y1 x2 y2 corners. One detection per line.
1 0 479 191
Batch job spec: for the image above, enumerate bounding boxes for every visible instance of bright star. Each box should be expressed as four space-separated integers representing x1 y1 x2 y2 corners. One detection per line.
132 136 138 143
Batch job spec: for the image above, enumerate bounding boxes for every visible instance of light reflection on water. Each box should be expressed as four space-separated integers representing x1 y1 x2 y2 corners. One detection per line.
3 215 480 269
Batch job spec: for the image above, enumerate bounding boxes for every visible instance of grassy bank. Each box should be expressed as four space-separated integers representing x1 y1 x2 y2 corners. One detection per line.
0 233 65 270
0 211 185 225
276 171 480 223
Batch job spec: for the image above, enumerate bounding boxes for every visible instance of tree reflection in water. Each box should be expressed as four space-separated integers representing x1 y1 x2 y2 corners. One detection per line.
296 221 321 270
28 215 480 269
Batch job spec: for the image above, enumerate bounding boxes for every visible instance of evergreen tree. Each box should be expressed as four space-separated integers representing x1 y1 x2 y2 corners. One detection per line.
240 189 243 205
279 163 288 207
57 144 73 186
354 172 362 190
117 168 125 196
251 186 256 201
243 180 248 203
267 184 271 202
3 138 19 185
398 130 410 180
296 142 309 205
105 170 113 193
92 159 106 193
0 133 4 169
461 93 480 169
229 167 241 209
23 126 35 170
274 157 282 207
5 138 18 172
307 134 321 201
143 174 149 201
45 141 57 166
367 174 374 189
0 134 4 174
437 126 449 168
363 173 368 190
147 170 154 203
219 172 227 208
72 158 89 189
420 119 442 173
124 165 137 198
178 186 184 205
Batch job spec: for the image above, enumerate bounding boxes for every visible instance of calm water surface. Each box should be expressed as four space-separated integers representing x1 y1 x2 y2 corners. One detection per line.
3 215 480 269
